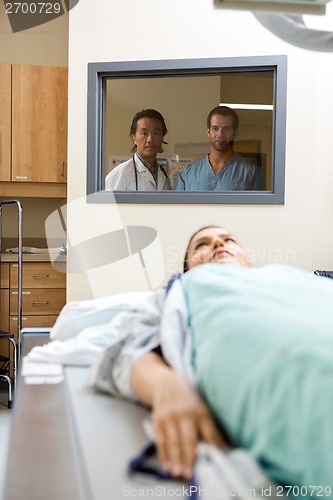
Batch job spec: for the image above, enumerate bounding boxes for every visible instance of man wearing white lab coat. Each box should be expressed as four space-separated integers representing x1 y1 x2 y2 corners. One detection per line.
105 153 171 191
105 109 171 191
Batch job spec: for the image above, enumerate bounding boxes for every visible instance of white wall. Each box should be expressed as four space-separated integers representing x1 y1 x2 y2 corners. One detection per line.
67 0 333 300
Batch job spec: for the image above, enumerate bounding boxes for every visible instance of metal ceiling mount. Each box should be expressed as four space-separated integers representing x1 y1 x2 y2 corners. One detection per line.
214 0 333 51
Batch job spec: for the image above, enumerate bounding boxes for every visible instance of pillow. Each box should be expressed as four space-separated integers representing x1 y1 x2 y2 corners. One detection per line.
50 291 153 341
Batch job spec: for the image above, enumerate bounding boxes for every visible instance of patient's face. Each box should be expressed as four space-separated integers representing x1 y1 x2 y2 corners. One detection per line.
186 227 249 270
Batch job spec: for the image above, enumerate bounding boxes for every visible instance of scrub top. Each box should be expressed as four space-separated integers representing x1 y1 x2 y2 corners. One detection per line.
175 154 256 191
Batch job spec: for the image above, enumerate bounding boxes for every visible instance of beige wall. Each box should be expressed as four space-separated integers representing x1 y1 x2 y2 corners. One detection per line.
0 4 68 240
67 0 333 300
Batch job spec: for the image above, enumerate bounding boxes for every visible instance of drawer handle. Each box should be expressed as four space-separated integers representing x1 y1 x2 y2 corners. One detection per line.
12 291 30 295
33 301 49 305
33 274 50 278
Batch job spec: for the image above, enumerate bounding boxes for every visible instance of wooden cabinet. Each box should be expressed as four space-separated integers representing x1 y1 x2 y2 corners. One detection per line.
0 264 10 333
12 65 68 183
0 64 11 182
0 263 11 365
0 63 68 197
0 261 66 369
9 262 66 334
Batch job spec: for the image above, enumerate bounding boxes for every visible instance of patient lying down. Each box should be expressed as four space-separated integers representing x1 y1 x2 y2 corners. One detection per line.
90 225 333 493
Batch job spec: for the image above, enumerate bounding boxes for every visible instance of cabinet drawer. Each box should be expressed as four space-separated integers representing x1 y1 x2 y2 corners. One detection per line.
1 263 9 288
10 262 66 288
0 289 9 332
9 315 58 337
0 290 9 359
10 289 66 315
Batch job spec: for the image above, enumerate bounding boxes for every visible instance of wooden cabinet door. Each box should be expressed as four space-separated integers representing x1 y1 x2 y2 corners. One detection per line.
12 64 68 183
0 64 11 182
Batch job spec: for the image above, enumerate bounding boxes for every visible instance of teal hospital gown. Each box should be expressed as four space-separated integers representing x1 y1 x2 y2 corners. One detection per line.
181 263 333 493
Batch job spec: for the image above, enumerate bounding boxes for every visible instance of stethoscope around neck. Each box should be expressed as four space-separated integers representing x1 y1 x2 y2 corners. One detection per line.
132 154 168 191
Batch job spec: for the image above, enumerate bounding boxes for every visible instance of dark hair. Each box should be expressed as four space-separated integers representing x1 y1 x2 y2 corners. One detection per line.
206 106 239 130
130 109 168 152
183 225 224 273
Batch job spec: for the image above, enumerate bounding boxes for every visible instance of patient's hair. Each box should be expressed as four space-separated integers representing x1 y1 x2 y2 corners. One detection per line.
130 109 168 152
183 225 223 273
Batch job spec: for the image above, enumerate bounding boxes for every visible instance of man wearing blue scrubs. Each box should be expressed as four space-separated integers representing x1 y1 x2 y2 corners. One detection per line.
175 106 256 191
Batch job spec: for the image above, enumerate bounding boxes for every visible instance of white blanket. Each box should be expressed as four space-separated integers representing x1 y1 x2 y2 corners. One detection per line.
25 280 192 399
26 290 156 367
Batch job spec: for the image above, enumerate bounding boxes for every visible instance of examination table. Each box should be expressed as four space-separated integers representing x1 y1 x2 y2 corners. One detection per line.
2 332 185 500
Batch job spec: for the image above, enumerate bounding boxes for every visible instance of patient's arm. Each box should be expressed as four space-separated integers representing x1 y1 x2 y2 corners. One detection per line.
131 351 224 480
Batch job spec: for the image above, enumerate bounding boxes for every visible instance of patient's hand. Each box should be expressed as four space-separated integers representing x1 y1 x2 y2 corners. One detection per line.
131 352 224 480
151 371 223 480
